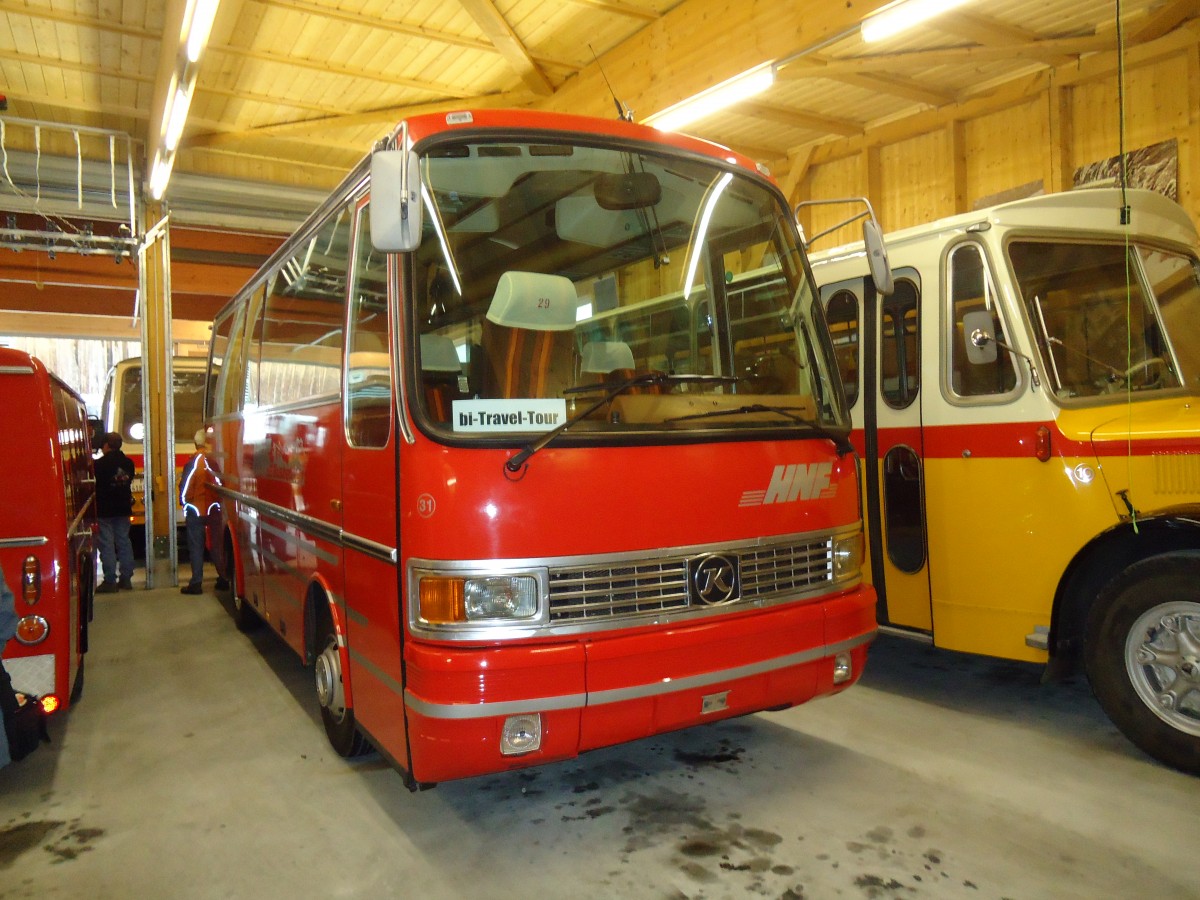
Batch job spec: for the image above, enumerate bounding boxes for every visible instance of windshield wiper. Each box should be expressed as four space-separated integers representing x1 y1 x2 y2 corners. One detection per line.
664 403 855 456
505 373 740 473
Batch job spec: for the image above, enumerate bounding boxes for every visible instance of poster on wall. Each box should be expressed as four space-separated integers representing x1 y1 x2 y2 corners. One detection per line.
1073 138 1178 199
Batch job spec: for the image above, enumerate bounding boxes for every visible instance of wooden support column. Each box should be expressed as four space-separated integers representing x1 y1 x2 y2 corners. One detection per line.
1183 41 1199 214
1046 77 1074 194
138 207 179 588
948 120 968 213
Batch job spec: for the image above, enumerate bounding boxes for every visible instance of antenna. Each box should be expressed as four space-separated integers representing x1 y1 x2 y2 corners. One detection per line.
590 45 633 122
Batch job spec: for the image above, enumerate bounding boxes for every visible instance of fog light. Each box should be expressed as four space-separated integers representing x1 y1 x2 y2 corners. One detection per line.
15 615 48 646
40 695 60 715
501 713 541 756
832 651 852 684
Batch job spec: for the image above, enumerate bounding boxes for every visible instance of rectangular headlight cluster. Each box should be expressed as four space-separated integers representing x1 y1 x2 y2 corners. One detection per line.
419 574 539 624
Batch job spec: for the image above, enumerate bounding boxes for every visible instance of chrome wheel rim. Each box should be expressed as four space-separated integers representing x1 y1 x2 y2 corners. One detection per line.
1125 601 1200 738
314 640 346 721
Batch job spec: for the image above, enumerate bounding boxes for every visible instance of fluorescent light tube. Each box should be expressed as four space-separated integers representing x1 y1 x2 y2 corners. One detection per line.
647 66 775 133
861 0 972 43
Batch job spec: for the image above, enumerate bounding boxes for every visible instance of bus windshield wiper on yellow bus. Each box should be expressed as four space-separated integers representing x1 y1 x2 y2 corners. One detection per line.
504 373 740 474
664 403 855 456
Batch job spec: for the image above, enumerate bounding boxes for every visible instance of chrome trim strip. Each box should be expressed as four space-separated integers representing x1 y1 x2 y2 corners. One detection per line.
404 689 587 720
349 647 404 697
67 495 94 539
0 536 49 548
589 631 874 707
255 517 339 566
221 486 398 567
0 365 36 375
343 532 398 564
402 630 875 720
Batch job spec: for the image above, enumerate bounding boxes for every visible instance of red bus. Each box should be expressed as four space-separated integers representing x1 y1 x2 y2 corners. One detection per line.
205 109 876 787
0 347 97 714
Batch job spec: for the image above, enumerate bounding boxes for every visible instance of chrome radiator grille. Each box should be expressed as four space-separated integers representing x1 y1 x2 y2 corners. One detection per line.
547 536 834 623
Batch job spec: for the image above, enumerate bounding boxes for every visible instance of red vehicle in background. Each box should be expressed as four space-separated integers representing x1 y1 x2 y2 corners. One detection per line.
0 347 96 713
206 109 878 787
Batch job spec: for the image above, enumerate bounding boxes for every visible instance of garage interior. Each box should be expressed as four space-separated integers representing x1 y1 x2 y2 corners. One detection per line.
2 0 1200 896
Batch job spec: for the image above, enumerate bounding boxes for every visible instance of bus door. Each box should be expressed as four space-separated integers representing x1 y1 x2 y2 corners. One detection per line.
338 200 408 758
825 269 932 632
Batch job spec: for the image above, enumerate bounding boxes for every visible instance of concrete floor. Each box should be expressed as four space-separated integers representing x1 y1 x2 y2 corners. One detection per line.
1 575 1198 900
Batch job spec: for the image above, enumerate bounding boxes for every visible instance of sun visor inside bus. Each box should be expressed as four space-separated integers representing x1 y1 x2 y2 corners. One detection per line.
486 272 579 331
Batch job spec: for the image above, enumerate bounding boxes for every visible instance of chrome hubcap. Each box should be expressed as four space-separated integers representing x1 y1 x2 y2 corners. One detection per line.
1125 601 1200 737
314 641 345 718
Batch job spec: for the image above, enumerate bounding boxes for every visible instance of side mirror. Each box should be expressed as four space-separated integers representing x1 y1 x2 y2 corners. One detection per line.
862 218 894 297
370 149 423 252
963 310 998 364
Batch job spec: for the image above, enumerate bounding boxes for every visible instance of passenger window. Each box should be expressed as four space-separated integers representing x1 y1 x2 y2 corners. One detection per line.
257 207 353 408
207 307 235 420
948 243 1018 398
881 280 919 409
345 203 392 448
824 289 859 407
883 445 926 573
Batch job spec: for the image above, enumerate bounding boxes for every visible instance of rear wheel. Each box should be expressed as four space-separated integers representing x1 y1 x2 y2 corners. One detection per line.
313 615 370 758
1085 553 1200 775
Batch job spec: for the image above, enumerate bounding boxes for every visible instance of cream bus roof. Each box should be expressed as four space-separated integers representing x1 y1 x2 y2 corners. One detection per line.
810 188 1199 274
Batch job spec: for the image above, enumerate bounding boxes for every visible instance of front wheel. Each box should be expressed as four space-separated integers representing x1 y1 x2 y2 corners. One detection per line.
314 630 371 758
1085 553 1200 775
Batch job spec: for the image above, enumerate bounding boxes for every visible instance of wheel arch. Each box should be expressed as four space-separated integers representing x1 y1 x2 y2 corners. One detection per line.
1051 506 1200 672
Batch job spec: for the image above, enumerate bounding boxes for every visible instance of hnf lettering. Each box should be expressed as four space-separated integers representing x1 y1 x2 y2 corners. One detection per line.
764 462 833 503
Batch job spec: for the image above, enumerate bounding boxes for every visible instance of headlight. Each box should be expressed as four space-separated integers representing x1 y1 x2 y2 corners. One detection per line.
419 574 539 624
832 531 863 580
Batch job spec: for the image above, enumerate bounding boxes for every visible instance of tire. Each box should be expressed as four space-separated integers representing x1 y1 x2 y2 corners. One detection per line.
313 619 371 758
1085 552 1200 775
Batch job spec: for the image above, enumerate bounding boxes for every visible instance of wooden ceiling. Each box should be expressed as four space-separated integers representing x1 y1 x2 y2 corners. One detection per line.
0 0 1194 334
1 0 1195 230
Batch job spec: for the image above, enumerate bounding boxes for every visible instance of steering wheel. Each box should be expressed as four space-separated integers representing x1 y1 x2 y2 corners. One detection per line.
1122 356 1168 387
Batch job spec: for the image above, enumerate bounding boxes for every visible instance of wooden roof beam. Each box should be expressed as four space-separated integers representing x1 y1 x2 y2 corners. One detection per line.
738 100 862 137
457 0 555 96
933 10 1076 66
1130 0 1198 43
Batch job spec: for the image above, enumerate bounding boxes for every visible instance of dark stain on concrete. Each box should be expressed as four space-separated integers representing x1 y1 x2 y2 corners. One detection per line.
0 821 64 869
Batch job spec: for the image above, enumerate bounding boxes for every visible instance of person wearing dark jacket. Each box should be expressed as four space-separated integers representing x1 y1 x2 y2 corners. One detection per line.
94 431 136 593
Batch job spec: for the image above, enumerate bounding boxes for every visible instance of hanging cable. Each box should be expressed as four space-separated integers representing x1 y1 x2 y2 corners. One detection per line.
74 130 83 209
1115 0 1138 533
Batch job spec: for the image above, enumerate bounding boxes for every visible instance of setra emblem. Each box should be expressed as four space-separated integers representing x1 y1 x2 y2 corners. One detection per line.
689 554 740 606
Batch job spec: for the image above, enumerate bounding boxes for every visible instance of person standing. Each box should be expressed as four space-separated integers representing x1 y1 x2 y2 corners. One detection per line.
94 431 136 593
0 564 16 768
180 429 225 595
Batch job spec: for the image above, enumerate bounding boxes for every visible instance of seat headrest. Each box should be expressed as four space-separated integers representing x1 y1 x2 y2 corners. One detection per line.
486 271 578 331
420 334 462 372
580 341 635 374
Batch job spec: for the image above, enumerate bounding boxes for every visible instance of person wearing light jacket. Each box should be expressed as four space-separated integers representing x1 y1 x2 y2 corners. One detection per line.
179 429 226 595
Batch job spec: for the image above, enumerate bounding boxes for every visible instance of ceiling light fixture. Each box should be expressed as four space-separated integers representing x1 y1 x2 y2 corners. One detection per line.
150 0 220 200
861 0 973 43
644 65 775 133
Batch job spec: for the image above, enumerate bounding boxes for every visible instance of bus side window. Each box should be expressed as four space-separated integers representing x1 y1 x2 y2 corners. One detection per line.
211 302 249 419
881 280 919 409
258 208 353 408
824 289 859 407
345 203 392 448
947 242 1018 398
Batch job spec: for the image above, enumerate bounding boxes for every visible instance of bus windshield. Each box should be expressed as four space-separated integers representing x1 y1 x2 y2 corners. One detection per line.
410 138 843 439
1008 240 1200 399
111 365 213 443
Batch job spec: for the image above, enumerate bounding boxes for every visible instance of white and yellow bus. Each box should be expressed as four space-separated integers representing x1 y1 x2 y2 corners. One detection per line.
810 187 1200 774
99 356 213 549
